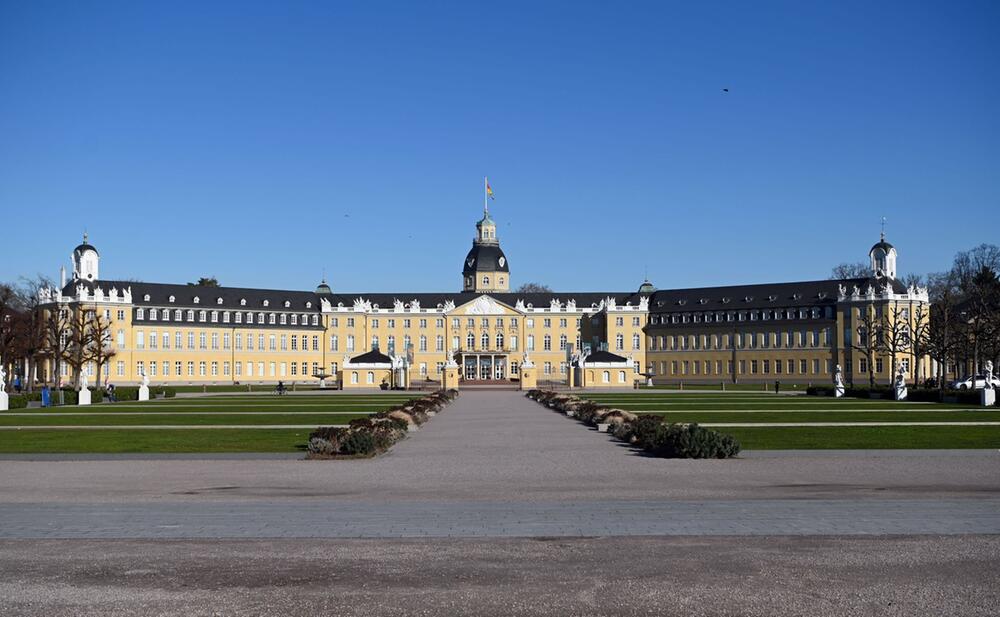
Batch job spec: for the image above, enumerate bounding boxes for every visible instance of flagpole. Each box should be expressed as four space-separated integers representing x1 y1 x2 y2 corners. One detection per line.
484 176 488 215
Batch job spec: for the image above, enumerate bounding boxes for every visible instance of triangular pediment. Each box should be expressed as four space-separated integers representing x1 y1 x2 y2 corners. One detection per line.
452 294 520 316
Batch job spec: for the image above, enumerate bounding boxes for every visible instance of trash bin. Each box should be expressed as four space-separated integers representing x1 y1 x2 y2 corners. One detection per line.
41 386 51 407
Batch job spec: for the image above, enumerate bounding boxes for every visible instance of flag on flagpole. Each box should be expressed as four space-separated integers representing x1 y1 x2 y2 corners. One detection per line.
486 180 495 200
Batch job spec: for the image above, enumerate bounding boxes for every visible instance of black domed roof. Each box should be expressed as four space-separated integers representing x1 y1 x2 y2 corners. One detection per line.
315 280 332 294
463 244 509 275
870 240 894 253
73 233 98 255
869 233 894 254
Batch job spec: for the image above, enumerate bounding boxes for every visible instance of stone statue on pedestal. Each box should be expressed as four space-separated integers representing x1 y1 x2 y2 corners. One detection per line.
985 361 995 390
138 368 150 401
833 364 845 398
0 364 6 394
894 365 908 401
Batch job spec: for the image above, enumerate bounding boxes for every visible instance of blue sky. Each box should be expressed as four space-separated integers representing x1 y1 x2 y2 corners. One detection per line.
1 1 997 292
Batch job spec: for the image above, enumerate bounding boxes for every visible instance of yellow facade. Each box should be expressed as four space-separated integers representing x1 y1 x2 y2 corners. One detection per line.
37 222 930 390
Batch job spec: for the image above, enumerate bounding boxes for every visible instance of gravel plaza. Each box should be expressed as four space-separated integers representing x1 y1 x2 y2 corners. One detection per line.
1 389 998 615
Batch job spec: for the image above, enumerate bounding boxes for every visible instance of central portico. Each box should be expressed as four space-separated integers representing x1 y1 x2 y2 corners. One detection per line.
454 294 520 383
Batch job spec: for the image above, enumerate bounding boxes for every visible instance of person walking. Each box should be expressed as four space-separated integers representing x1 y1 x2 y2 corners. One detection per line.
106 382 116 403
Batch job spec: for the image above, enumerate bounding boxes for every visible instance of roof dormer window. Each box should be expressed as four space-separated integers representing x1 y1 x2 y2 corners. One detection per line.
240 298 247 306
263 300 269 307
168 295 175 303
217 297 223 305
143 294 150 301
193 296 200 304
284 300 291 308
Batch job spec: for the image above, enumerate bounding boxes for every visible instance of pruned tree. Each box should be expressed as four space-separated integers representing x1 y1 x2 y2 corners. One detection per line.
850 301 883 387
880 301 912 383
908 301 932 385
41 304 71 388
61 307 97 388
85 308 117 387
830 262 869 280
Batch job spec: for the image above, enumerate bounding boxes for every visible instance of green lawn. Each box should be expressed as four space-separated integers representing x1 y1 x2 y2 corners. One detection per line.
0 393 404 452
0 429 310 453
582 391 1000 449
724 425 1000 449
0 413 372 426
638 410 1000 423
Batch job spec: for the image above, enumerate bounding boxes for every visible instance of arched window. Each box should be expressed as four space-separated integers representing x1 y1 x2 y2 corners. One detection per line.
387 335 395 354
619 370 627 383
559 334 567 350
496 332 504 349
499 277 505 287
467 332 475 350
543 335 551 350
633 334 640 350
351 371 359 384
482 276 490 287
481 332 490 350
602 370 611 383
366 371 374 384
371 335 379 350
616 333 624 350
419 335 427 351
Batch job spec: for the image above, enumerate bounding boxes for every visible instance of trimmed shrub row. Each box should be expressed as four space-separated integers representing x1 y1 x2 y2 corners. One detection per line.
526 390 741 459
307 389 458 458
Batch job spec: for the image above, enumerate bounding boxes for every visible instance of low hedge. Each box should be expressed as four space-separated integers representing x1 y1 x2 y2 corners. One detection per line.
6 395 28 409
527 390 741 459
307 389 458 458
641 422 741 459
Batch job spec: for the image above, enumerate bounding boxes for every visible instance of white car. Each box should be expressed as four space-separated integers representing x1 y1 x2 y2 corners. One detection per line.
950 375 1000 390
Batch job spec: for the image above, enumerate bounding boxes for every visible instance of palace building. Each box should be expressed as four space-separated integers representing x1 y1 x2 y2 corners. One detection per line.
36 203 932 389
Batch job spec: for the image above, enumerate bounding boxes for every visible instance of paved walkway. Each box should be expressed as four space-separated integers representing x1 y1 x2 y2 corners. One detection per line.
1 391 999 538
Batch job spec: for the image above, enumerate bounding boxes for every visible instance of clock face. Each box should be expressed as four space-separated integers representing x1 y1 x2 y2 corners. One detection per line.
498 256 506 267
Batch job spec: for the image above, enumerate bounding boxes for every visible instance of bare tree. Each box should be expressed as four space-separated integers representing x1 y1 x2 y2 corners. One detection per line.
188 277 219 287
0 283 20 389
61 307 97 388
926 271 962 392
880 301 912 383
908 301 932 385
515 283 553 293
15 276 55 392
830 262 870 280
850 300 883 388
41 303 73 388
85 308 117 387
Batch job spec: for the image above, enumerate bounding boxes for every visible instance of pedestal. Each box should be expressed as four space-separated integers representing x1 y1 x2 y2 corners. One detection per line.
519 366 537 390
138 385 150 401
835 386 845 398
895 387 907 401
78 388 91 406
442 366 460 390
0 391 7 411
982 389 996 407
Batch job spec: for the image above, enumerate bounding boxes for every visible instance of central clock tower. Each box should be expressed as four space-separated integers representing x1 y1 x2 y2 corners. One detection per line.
462 205 510 292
